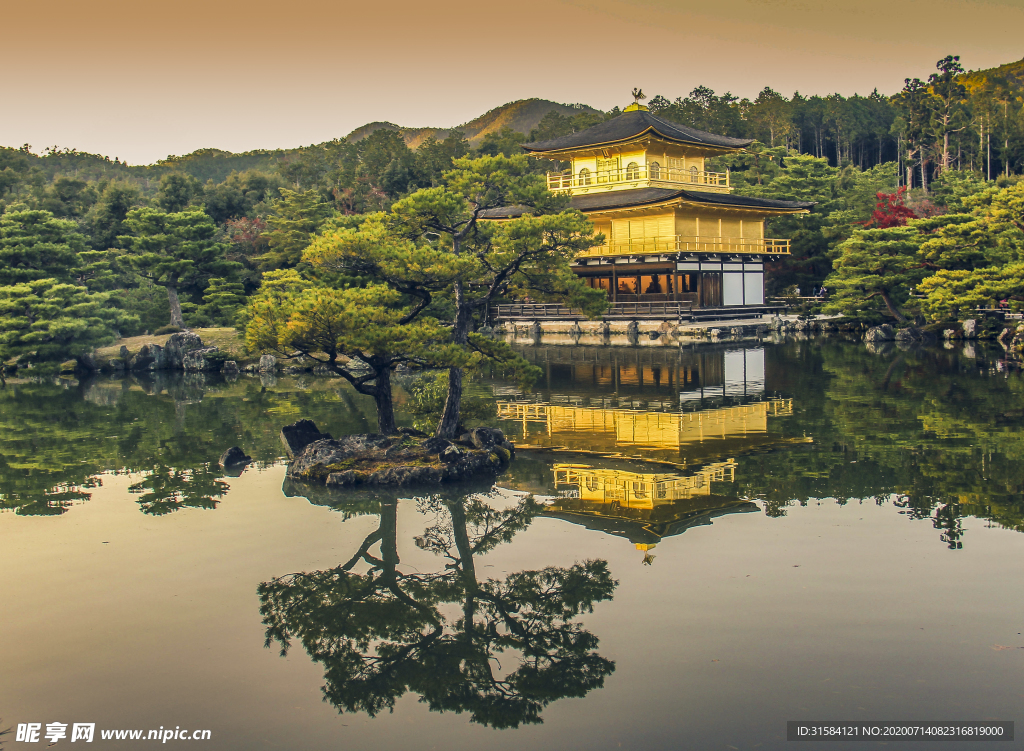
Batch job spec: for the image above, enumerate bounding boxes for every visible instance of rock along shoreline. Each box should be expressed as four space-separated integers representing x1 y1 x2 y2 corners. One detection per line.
280 419 516 488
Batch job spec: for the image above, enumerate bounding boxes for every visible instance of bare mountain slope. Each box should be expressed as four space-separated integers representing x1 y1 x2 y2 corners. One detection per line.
345 99 600 148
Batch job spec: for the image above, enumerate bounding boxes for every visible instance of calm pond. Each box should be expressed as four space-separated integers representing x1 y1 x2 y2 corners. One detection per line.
2 340 1023 750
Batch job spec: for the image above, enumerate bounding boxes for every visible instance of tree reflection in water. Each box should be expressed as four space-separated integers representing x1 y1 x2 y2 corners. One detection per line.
128 464 229 515
257 490 617 728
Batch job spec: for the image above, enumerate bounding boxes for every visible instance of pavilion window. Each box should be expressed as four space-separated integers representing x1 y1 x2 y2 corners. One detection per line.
579 167 592 186
649 161 661 179
597 157 619 183
625 161 640 180
690 165 699 183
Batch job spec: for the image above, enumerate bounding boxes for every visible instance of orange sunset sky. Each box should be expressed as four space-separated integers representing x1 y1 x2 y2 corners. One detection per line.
2 0 1021 164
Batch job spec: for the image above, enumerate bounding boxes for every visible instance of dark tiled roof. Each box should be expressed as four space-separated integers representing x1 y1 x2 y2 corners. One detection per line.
675 189 815 211
478 188 814 219
522 110 753 153
571 187 682 211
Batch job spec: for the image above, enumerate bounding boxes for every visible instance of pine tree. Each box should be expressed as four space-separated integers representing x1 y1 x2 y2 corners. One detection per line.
0 279 137 379
306 154 606 437
119 208 241 328
259 188 335 271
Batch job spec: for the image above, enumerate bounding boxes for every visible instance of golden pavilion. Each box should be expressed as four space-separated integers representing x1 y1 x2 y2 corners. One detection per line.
485 98 813 310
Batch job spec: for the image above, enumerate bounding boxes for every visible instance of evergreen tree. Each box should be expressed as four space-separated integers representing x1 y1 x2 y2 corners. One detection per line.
259 188 335 271
824 226 925 322
198 277 248 326
119 208 241 328
156 173 201 212
245 271 469 434
306 155 606 437
87 182 143 249
928 56 970 176
0 209 86 285
0 279 136 379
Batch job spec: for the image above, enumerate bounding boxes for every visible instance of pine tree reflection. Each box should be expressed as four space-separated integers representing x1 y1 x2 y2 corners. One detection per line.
128 464 229 515
257 491 617 728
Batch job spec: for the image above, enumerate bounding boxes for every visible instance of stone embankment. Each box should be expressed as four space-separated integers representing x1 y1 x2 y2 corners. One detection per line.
493 319 774 348
281 419 516 488
78 332 323 376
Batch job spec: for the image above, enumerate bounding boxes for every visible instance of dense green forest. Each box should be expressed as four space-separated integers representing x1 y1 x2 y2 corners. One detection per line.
0 54 1022 357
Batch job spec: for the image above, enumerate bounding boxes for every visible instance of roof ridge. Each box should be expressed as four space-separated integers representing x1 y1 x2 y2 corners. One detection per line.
522 109 752 153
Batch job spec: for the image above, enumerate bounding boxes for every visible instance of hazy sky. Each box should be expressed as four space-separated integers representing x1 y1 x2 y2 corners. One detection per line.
2 0 1021 164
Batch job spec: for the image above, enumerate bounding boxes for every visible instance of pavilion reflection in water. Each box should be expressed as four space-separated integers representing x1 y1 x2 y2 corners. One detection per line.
547 462 757 564
495 347 791 562
496 347 791 462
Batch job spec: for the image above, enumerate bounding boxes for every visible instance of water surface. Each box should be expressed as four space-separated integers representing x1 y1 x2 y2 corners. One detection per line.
2 340 1022 750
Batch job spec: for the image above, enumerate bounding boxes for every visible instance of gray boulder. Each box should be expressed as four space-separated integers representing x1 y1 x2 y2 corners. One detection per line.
77 353 98 372
119 345 130 360
280 419 334 459
864 324 896 342
962 319 977 339
439 445 465 463
468 426 504 450
165 331 204 369
259 354 277 373
421 436 454 455
221 360 238 375
895 327 922 343
182 347 219 372
287 434 393 480
943 329 956 340
219 446 251 469
131 343 164 371
730 326 744 337
770 316 784 331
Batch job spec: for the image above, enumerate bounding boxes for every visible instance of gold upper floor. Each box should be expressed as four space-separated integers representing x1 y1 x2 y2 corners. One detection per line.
549 146 732 197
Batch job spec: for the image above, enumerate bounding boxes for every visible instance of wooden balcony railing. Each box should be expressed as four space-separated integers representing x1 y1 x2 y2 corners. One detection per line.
578 235 791 257
547 166 729 191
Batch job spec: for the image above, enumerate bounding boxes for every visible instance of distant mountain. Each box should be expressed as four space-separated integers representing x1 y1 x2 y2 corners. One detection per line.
345 99 602 148
961 58 1024 95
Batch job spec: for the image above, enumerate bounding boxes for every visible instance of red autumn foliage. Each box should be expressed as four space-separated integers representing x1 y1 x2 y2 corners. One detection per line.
860 186 917 228
224 217 269 258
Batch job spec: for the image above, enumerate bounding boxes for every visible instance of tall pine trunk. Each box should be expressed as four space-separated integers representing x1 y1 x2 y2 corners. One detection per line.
880 291 907 324
372 366 398 435
166 284 185 328
436 282 471 439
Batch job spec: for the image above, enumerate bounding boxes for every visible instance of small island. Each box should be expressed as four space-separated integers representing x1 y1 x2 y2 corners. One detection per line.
280 419 516 487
